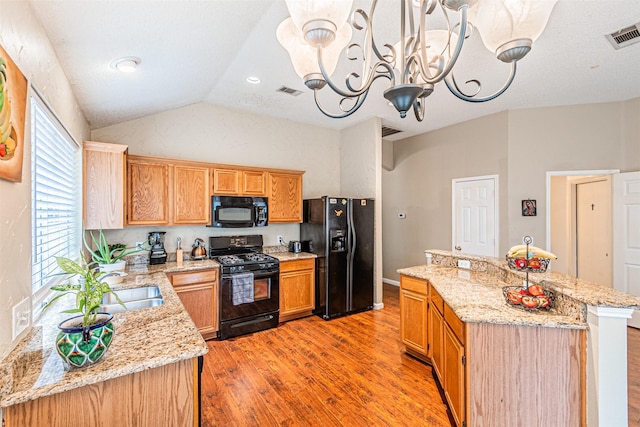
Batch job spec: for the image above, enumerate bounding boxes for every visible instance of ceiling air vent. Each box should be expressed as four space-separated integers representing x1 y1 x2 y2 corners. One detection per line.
277 86 303 96
606 22 640 50
382 125 402 138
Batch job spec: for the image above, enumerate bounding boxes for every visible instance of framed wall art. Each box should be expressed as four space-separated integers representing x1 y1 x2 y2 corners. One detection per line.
0 43 28 182
522 199 537 216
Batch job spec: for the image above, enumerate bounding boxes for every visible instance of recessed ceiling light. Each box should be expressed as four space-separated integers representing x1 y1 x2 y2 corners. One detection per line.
110 56 141 73
246 76 261 84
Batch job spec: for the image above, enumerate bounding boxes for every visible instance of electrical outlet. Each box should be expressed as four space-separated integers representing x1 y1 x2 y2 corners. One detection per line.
457 259 471 269
12 297 30 340
277 235 284 245
135 241 144 250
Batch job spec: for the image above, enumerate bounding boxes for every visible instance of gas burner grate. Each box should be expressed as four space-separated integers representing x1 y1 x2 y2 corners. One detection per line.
217 255 244 265
244 253 273 262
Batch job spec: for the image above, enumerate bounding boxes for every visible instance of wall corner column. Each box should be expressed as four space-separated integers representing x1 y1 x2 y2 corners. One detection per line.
586 305 633 426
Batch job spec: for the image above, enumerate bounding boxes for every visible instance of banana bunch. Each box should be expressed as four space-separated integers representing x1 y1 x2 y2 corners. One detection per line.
0 57 16 159
507 244 557 260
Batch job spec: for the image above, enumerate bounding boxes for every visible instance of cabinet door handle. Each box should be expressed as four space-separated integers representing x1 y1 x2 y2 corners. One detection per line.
455 245 462 251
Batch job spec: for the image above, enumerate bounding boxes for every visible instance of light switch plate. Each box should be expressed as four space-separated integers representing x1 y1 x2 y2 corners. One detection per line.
12 297 30 340
457 259 471 269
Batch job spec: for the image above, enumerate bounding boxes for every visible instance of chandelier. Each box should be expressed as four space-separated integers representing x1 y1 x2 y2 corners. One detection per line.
277 0 558 121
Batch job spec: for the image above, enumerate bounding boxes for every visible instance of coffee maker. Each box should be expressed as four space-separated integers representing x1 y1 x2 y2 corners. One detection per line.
148 231 167 265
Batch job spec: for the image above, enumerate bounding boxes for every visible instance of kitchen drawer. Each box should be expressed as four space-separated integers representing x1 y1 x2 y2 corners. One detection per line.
430 285 444 314
280 258 314 273
170 269 218 287
400 275 427 295
444 303 465 345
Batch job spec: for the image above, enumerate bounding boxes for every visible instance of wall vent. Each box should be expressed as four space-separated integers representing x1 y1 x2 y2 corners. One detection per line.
382 125 402 138
606 22 640 50
277 86 303 96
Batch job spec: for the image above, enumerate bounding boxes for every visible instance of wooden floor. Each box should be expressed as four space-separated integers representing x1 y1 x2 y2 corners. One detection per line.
201 284 452 426
201 285 640 427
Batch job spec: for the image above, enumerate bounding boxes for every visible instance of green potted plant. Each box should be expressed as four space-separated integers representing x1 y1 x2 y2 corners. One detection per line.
44 254 124 369
83 228 143 274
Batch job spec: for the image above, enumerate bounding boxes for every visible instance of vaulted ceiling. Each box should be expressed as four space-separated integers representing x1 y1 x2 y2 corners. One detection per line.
29 0 640 140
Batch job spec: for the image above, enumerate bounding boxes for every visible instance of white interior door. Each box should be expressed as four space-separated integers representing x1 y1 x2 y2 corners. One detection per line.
576 178 612 287
613 171 640 328
452 176 498 257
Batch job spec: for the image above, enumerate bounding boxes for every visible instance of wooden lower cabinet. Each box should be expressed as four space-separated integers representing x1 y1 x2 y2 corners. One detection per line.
4 358 199 427
279 258 315 322
443 318 465 427
429 299 444 381
168 269 219 340
400 275 586 427
400 275 429 361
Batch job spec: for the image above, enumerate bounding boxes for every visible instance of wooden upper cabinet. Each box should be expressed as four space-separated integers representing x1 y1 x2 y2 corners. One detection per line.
268 172 303 223
83 141 127 230
242 170 266 196
127 159 169 225
212 168 240 195
174 165 210 224
212 168 266 196
126 155 302 226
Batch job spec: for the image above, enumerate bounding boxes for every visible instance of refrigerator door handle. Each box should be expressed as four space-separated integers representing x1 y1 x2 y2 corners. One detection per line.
347 199 356 311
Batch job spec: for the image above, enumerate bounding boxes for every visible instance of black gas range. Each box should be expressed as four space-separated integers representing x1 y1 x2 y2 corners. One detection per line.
209 235 279 340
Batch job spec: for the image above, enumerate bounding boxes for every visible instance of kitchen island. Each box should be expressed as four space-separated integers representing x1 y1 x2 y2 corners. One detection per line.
0 260 218 426
399 250 640 427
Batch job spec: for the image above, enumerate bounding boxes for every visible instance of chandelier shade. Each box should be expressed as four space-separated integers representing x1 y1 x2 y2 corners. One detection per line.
284 0 354 46
277 0 558 121
469 0 558 61
277 17 352 88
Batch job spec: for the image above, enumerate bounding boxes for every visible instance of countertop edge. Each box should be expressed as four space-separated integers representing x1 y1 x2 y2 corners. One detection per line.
0 260 217 408
397 265 588 330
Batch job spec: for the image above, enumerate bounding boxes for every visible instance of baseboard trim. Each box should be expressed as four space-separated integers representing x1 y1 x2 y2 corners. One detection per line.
383 278 400 287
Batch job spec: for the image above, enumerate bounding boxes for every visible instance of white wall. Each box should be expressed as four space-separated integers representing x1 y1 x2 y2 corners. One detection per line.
339 117 383 306
622 97 640 172
507 102 624 249
382 100 638 282
0 1 90 359
382 112 509 282
91 102 342 250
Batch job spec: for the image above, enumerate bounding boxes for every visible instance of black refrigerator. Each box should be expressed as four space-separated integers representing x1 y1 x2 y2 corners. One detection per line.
301 196 374 319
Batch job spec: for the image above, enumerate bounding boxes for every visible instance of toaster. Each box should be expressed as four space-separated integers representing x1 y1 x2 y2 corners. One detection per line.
288 241 302 253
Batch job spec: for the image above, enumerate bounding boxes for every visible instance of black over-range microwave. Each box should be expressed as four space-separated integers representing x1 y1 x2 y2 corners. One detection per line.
209 196 268 228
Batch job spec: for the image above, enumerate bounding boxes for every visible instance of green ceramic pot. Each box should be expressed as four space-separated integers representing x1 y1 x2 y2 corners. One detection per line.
55 313 114 369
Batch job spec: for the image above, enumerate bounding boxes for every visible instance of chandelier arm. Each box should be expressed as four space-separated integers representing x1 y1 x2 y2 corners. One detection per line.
412 97 425 122
415 0 435 81
444 61 518 102
319 45 395 97
313 89 371 119
418 4 469 85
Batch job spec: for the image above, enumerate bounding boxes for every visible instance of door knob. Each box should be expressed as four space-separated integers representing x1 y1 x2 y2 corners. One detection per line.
455 245 462 251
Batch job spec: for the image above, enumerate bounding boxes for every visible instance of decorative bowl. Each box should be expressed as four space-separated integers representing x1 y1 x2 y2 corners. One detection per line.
506 256 550 273
502 286 555 312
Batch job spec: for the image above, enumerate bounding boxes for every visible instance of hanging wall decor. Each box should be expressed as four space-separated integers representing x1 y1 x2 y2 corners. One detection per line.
0 43 27 182
522 199 537 216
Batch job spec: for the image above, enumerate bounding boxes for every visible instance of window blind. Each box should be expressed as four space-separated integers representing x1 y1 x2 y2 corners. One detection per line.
31 93 81 296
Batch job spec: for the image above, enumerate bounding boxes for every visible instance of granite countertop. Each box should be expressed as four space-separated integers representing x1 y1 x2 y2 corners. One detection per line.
270 251 317 262
398 250 640 330
0 260 219 408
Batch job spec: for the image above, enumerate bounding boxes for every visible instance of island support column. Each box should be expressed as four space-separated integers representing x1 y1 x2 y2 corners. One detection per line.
586 306 633 426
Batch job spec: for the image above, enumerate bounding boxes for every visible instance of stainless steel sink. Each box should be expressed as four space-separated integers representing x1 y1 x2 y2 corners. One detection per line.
100 285 164 313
